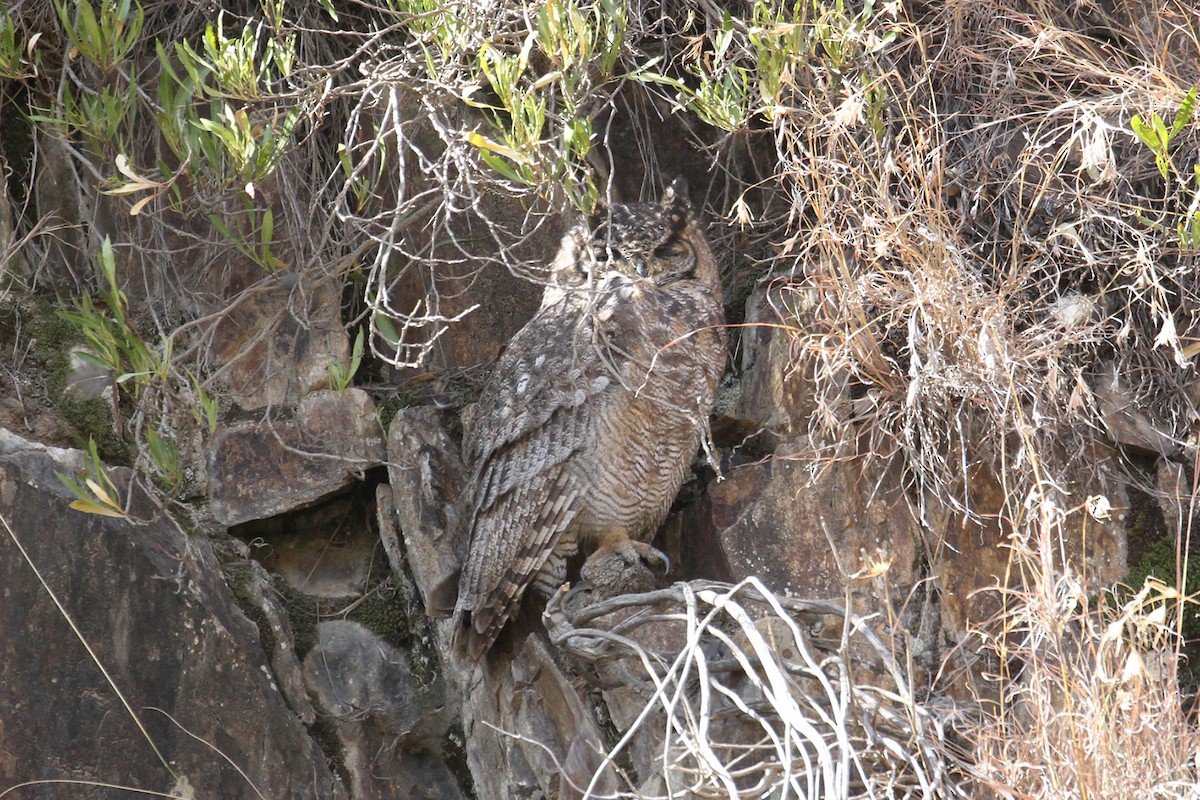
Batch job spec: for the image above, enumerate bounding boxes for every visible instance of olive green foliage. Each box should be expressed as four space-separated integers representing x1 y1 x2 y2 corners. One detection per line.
55 0 143 72
459 0 627 210
15 299 128 461
154 16 299 190
30 1 144 153
373 393 413 431
52 238 203 490
1125 533 1200 642
327 327 364 394
55 435 129 517
8 1 307 506
0 9 41 79
4 0 1195 594
58 396 127 459
657 0 894 133
252 571 412 662
1131 87 1197 183
1130 87 1200 252
4 0 1193 516
57 238 166 401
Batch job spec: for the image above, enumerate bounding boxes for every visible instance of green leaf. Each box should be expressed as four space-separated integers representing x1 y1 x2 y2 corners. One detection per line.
73 349 117 373
54 1 73 42
466 131 530 163
83 476 118 509
1130 115 1156 148
76 1 101 56
715 11 735 62
629 60 685 90
1170 86 1197 139
376 315 399 346
99 236 118 290
206 213 236 242
337 142 354 179
1152 113 1169 145
480 149 527 183
261 207 274 246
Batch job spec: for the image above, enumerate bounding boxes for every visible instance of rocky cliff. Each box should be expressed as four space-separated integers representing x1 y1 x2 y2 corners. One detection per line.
2 0 1198 797
0 253 1166 796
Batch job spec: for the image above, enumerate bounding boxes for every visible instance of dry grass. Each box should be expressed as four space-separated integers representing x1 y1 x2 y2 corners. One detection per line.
547 521 1200 799
759 0 1200 509
966 497 1200 799
532 1 1200 792
747 4 1200 790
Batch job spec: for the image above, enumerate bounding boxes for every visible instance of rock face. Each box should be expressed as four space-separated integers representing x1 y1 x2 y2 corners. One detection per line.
691 443 916 602
350 89 551 378
208 388 385 526
31 131 90 290
0 430 345 799
0 253 1155 800
380 406 465 612
209 272 350 411
304 621 464 800
0 426 475 800
927 448 1128 635
735 278 824 443
0 168 1162 800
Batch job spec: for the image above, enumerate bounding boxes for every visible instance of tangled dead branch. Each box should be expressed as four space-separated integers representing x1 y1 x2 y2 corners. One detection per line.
545 577 971 799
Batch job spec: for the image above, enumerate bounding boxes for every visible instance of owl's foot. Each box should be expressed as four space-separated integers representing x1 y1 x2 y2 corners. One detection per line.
580 536 669 597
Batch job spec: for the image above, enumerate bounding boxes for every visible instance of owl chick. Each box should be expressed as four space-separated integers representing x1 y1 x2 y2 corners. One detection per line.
452 179 726 660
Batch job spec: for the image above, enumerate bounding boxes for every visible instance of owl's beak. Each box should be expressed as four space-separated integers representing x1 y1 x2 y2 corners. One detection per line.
633 257 647 278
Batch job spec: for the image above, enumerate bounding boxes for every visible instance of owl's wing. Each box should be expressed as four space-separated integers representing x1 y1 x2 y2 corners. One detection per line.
453 296 609 659
460 294 596 468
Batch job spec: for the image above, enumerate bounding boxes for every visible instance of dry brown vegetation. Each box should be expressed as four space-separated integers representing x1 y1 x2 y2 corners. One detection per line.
758 2 1200 795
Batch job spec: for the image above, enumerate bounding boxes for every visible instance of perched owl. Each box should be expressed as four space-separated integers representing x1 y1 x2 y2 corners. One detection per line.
452 179 726 660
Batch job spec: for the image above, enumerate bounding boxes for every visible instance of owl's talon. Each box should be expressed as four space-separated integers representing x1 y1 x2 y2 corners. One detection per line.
581 539 670 593
637 542 670 577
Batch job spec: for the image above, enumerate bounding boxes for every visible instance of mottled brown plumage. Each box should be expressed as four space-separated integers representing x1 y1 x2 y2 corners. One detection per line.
453 180 726 660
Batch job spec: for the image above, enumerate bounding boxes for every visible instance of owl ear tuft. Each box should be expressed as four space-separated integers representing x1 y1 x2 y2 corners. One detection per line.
662 177 690 229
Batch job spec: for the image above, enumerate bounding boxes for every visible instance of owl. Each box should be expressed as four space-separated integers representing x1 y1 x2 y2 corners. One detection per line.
452 179 726 660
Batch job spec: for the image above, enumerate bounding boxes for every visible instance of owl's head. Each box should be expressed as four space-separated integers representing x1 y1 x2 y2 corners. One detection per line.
588 178 697 283
545 178 715 302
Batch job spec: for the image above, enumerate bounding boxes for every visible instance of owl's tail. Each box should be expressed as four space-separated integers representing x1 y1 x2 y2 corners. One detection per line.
450 604 507 663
